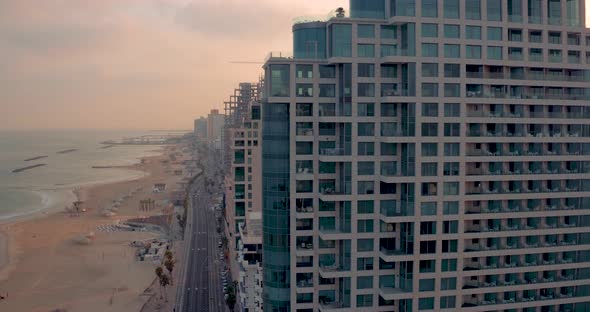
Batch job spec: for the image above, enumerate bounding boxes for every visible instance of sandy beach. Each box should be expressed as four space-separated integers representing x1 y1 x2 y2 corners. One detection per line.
0 145 187 312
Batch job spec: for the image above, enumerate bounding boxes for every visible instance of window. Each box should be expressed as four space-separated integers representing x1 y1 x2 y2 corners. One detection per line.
381 25 396 39
441 277 456 290
487 27 502 40
319 65 335 78
422 0 438 17
296 142 313 155
357 257 373 270
421 63 438 77
529 30 542 43
421 182 438 196
358 103 374 116
444 44 460 58
422 143 438 156
442 239 457 252
319 84 335 97
421 23 438 37
422 103 438 117
422 163 438 176
381 64 397 78
528 0 542 24
441 259 457 271
443 220 458 233
296 65 313 78
421 123 438 136
444 64 460 77
444 103 460 117
358 83 375 97
466 45 481 59
549 31 561 44
358 162 375 175
444 24 460 38
466 26 481 39
421 202 437 215
381 44 397 57
444 84 460 97
443 182 459 195
421 83 438 97
443 201 459 214
440 296 456 309
444 162 459 176
296 103 312 116
444 143 459 156
358 24 375 38
331 24 352 57
420 221 436 235
487 46 503 60
419 259 436 273
270 64 290 97
358 142 374 155
508 0 523 22
358 123 375 136
419 279 435 291
357 239 374 252
357 200 374 214
357 276 373 289
487 0 502 21
420 241 436 253
419 297 434 310
444 0 460 19
356 294 373 307
358 63 375 77
296 83 313 97
421 43 438 57
465 0 481 20
357 219 374 233
381 142 397 155
444 123 460 136
358 44 375 57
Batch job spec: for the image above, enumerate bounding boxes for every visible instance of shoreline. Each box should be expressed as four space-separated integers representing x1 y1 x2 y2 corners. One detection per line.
0 144 186 312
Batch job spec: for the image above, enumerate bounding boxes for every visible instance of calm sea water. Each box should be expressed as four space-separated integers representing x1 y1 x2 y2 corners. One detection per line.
0 129 165 221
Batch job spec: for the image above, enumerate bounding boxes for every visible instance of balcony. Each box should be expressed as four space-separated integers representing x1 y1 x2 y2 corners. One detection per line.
319 148 347 156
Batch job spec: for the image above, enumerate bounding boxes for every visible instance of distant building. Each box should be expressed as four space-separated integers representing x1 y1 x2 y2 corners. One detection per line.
207 109 225 146
194 117 207 140
237 212 263 312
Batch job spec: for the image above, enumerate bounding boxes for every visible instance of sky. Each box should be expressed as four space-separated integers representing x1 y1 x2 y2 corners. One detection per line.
0 0 344 130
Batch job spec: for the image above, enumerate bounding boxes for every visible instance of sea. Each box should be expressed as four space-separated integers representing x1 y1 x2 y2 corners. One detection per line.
0 129 166 221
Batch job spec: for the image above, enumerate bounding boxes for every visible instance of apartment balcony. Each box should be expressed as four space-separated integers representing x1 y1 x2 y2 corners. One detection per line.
379 285 413 301
319 301 350 312
319 263 350 278
379 247 413 262
466 110 590 119
464 239 579 253
319 226 351 240
464 257 579 272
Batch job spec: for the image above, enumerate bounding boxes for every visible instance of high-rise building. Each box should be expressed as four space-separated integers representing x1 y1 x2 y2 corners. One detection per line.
261 1 590 311
194 117 208 140
208 109 225 148
222 81 264 311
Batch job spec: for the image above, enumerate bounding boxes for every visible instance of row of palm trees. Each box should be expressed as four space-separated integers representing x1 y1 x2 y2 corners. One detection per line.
155 250 175 302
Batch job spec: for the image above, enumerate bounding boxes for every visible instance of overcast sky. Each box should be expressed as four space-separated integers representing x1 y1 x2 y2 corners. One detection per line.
0 0 344 130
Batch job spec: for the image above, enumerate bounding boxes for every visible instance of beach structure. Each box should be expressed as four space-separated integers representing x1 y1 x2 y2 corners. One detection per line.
152 183 166 193
261 0 590 311
139 199 156 212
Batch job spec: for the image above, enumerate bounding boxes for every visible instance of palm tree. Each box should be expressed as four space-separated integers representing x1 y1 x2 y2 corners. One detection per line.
159 274 171 302
155 266 164 299
164 258 175 284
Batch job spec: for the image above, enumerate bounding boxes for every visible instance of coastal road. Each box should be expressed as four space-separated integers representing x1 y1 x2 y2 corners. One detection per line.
179 144 226 312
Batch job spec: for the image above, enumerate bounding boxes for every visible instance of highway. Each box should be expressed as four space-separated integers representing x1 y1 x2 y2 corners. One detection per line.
178 144 227 312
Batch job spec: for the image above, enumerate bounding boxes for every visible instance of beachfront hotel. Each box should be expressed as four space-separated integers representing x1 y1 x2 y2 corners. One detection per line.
261 0 590 311
222 82 264 311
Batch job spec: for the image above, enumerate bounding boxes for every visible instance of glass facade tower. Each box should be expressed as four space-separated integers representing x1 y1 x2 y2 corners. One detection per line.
262 0 590 311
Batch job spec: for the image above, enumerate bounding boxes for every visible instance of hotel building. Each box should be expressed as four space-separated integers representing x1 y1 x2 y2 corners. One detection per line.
261 0 590 311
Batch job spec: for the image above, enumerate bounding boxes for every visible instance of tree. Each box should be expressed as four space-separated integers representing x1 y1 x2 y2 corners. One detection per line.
159 274 171 302
164 250 173 261
225 280 238 311
155 266 164 299
164 258 175 284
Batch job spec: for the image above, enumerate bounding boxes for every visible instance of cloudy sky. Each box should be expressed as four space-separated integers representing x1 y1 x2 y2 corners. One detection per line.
0 0 344 130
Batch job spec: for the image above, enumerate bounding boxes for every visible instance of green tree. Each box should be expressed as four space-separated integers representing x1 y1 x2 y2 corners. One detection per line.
159 274 171 302
164 258 175 284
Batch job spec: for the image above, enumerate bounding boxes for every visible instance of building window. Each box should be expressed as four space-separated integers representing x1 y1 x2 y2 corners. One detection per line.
422 143 438 156
444 103 460 117
421 23 438 38
487 46 503 60
358 161 375 175
331 24 352 57
358 142 375 155
357 257 374 270
357 24 375 38
444 123 460 136
319 65 335 78
357 219 374 233
421 0 438 17
444 44 460 58
487 27 502 40
421 123 438 136
443 182 459 195
421 63 438 77
356 294 373 307
508 0 523 22
296 64 313 78
440 296 456 309
381 142 397 155
296 83 313 97
421 163 438 176
444 84 460 97
358 44 375 57
358 63 375 77
421 202 437 215
443 220 458 233
357 239 374 252
444 64 460 77
420 241 436 254
421 83 438 97
443 201 459 214
443 0 460 19
529 30 543 43
381 64 397 78
421 43 438 57
270 64 290 97
358 83 375 97
419 297 434 310
319 84 335 97
444 24 460 38
466 45 482 59
357 276 373 289
419 278 435 291
358 123 375 136
465 0 481 20
487 0 502 20
444 162 460 176
357 200 374 214
466 26 481 39
381 25 397 39
358 102 374 116
441 258 457 271
422 103 438 117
